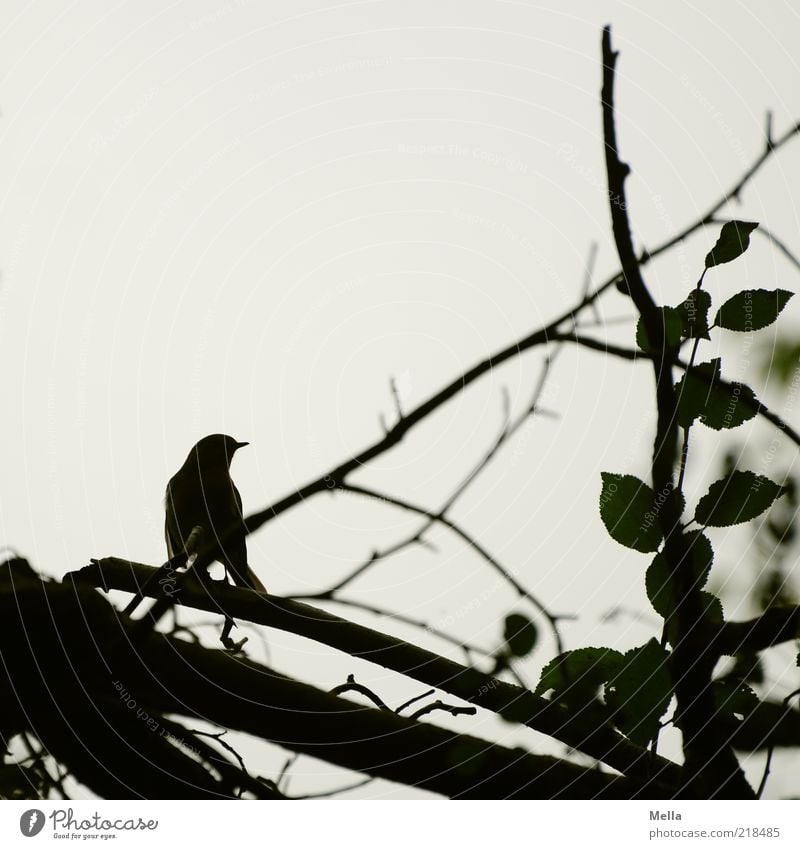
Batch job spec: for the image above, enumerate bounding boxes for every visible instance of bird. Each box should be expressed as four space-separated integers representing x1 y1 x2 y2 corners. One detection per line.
164 434 266 593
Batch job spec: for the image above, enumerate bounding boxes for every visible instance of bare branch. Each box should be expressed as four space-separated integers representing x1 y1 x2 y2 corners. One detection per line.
330 675 392 711
407 700 478 722
338 481 568 654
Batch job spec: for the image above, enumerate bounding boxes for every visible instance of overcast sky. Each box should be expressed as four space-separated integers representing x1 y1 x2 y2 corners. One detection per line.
1 0 799 798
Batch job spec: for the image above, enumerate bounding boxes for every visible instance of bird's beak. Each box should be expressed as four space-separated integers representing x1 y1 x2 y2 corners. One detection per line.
235 441 249 450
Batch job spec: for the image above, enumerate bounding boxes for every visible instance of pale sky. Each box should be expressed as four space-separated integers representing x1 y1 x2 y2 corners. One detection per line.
1 0 799 799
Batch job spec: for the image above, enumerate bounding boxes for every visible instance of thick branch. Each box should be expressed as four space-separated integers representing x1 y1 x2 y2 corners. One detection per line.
727 700 800 751
128 633 652 799
70 558 683 787
3 574 667 799
714 606 800 655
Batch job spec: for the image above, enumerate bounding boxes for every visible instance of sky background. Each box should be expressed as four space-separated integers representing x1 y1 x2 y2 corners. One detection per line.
1 0 799 799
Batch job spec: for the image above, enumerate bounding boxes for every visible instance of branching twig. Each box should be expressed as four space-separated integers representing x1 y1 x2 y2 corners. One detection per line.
330 675 392 711
305 355 569 655
551 331 800 447
396 689 436 714
408 700 478 722
338 481 568 654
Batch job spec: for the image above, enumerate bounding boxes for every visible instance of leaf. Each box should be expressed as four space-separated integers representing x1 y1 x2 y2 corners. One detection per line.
700 591 724 625
713 679 759 723
713 288 793 332
635 307 684 352
605 639 673 746
728 653 764 686
675 358 758 430
645 532 713 618
535 647 624 698
503 613 538 658
705 220 759 268
675 288 712 340
763 339 800 384
599 473 671 553
695 470 788 527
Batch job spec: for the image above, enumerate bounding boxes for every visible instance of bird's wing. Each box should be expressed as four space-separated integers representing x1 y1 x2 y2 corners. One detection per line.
221 482 266 592
164 483 178 559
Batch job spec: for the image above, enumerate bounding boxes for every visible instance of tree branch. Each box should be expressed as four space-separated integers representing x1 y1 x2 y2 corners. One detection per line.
4 575 669 799
601 25 751 798
551 331 800 447
69 558 683 787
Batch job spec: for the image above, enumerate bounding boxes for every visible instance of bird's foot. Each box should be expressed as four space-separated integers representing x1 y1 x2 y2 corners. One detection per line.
222 634 249 654
220 615 248 653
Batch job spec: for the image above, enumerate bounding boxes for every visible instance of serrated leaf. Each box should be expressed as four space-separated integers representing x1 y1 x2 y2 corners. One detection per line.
636 307 684 352
599 473 670 553
646 532 714 618
605 639 673 746
535 647 624 698
713 288 793 332
503 613 538 658
695 470 788 527
675 358 758 430
701 591 724 624
705 221 759 268
675 288 712 340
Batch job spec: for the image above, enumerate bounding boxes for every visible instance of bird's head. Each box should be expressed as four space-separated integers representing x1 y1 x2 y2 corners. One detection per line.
191 433 249 468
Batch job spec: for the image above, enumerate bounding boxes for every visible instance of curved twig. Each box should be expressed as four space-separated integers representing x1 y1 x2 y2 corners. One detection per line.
338 481 568 656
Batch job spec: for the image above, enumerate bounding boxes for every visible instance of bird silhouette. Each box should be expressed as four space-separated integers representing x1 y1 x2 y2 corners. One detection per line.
164 434 266 592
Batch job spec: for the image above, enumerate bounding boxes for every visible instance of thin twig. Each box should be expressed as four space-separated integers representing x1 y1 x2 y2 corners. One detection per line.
396 690 436 714
330 675 392 711
408 700 478 721
339 481 568 655
550 331 800 448
757 687 800 798
289 777 376 799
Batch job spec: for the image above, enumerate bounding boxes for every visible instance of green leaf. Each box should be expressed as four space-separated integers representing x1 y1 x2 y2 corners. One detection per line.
535 647 624 698
503 613 538 658
705 220 759 268
636 307 684 352
646 532 713 618
713 288 793 332
599 473 672 553
675 289 712 340
695 470 788 527
605 639 673 746
675 358 758 430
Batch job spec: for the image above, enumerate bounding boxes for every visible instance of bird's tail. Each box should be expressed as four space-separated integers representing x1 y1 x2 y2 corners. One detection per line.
226 563 267 593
